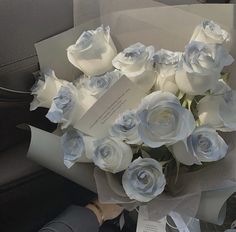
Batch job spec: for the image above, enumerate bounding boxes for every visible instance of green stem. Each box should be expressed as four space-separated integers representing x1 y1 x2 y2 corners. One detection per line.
196 118 201 127
160 159 173 166
182 100 187 108
185 95 194 110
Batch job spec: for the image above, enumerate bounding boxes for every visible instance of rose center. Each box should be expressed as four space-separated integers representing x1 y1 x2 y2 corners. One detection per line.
100 146 112 159
137 170 150 185
125 51 141 58
204 21 221 36
96 78 109 89
122 116 136 131
197 135 212 153
148 107 177 135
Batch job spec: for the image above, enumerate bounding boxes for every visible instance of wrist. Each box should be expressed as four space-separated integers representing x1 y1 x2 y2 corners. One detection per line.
86 203 104 225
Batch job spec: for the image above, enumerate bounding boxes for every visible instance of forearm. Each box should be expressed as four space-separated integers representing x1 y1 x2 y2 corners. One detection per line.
39 205 100 232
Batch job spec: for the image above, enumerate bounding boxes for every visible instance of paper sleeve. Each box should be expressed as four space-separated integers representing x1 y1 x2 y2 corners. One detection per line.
27 126 97 192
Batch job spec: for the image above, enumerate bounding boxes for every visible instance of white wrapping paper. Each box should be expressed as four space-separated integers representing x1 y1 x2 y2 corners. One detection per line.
98 3 236 30
74 1 235 29
31 5 236 226
196 186 236 225
73 0 165 27
27 126 96 192
27 126 236 225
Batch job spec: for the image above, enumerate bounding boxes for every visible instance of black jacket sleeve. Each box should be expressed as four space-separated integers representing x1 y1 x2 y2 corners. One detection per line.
39 205 99 232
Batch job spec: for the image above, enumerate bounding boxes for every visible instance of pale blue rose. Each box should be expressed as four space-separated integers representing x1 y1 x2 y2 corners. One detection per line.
67 25 117 76
30 70 67 110
172 126 228 165
93 137 133 174
46 83 77 128
137 91 195 148
175 41 234 95
198 90 236 131
80 70 121 98
112 42 156 92
152 49 182 95
110 110 141 144
62 128 94 168
190 20 230 44
122 158 166 202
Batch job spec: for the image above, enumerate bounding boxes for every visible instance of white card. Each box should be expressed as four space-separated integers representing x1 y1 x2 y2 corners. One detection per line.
74 76 145 138
136 206 167 232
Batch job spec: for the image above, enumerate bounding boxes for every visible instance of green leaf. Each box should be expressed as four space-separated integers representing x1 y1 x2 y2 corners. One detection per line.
221 72 230 83
142 146 173 162
175 161 180 184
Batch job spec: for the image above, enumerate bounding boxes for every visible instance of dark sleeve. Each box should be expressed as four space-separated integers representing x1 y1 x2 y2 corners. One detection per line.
39 205 100 232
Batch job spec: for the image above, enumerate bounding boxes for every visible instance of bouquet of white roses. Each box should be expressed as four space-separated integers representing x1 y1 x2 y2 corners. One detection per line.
30 20 236 220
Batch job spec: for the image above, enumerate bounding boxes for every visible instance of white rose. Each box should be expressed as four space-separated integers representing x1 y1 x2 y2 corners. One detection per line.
198 90 236 132
122 158 166 202
152 49 182 95
92 137 133 174
175 42 234 95
137 91 195 148
61 129 94 168
210 79 231 95
30 70 67 110
110 110 141 144
172 126 228 165
46 83 96 129
112 42 156 92
67 25 117 76
78 70 122 99
46 83 77 128
190 20 230 44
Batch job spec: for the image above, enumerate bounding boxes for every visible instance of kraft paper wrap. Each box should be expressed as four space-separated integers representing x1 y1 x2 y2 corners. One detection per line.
30 5 236 225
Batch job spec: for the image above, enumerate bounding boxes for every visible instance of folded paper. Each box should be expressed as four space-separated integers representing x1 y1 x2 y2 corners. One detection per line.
27 126 97 192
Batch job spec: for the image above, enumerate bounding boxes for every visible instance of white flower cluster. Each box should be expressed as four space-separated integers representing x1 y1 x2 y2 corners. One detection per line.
30 21 235 203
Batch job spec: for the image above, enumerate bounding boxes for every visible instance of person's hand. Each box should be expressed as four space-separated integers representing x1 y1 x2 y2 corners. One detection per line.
86 200 123 225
